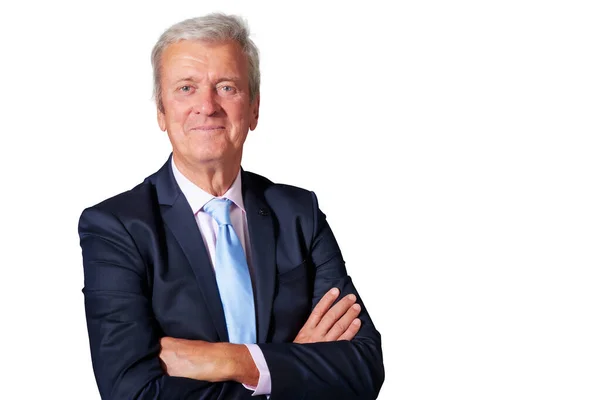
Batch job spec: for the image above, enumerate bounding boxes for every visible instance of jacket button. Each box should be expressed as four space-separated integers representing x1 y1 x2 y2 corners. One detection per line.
258 208 269 216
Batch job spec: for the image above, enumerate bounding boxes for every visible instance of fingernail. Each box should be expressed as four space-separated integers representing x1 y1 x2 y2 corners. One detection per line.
353 319 361 326
348 294 356 302
330 288 339 296
352 304 361 311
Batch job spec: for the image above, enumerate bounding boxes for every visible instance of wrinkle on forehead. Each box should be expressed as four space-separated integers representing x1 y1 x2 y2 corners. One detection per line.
160 40 247 85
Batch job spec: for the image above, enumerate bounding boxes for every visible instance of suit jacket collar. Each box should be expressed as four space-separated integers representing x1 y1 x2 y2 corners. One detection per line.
153 155 181 207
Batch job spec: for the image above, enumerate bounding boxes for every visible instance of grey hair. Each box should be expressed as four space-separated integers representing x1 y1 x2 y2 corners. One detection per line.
151 13 260 113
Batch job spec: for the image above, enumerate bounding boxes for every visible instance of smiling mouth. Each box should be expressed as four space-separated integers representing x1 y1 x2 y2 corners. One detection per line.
191 126 226 131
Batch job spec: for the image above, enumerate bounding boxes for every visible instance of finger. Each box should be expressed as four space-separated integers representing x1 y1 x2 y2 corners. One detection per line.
158 342 171 361
304 287 340 328
160 336 174 348
159 355 169 373
337 318 362 341
316 293 357 334
324 303 361 341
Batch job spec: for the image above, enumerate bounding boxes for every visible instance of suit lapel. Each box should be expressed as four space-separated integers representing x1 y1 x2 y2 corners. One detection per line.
242 172 276 343
154 157 229 342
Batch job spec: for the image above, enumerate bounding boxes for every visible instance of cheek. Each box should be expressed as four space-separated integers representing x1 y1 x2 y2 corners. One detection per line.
167 113 192 135
228 106 251 129
165 98 193 125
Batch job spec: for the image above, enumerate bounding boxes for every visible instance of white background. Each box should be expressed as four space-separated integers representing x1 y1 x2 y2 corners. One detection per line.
1 0 599 399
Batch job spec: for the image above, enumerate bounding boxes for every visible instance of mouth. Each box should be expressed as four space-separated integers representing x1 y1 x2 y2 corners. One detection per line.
191 125 226 131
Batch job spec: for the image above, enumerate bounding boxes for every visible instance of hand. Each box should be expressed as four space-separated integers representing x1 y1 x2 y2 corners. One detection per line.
294 288 362 344
159 337 258 385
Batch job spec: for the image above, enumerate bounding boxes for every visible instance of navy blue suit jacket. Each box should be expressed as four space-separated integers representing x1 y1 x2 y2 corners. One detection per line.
79 157 384 399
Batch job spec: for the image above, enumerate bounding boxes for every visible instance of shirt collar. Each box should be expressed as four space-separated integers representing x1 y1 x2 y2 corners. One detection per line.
171 157 245 214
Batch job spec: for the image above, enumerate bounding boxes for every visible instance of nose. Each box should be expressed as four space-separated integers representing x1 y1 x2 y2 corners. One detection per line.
194 87 221 116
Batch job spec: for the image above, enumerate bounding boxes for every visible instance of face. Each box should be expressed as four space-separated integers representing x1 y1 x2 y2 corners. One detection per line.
157 40 259 168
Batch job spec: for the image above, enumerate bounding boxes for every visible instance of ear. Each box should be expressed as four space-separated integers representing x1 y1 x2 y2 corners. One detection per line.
249 93 260 131
157 107 166 131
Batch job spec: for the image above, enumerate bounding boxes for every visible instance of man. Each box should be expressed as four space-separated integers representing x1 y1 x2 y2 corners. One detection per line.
79 13 384 399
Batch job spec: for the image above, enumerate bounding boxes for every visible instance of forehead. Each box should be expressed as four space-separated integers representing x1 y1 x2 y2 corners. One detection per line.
160 39 248 79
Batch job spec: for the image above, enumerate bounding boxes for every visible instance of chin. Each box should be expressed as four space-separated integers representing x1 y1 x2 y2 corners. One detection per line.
190 150 230 164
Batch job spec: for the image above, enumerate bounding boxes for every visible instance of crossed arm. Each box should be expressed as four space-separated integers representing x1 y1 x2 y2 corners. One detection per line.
159 287 363 386
80 197 384 399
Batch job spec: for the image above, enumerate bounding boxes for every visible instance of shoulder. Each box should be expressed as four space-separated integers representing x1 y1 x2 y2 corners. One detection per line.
86 179 156 212
244 171 318 220
243 170 317 211
79 170 162 230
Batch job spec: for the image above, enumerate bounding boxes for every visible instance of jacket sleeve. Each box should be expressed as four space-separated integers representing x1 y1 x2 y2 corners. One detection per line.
79 206 255 400
257 192 385 400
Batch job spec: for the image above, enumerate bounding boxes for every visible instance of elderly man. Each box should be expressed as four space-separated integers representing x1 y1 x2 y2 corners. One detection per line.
79 13 384 400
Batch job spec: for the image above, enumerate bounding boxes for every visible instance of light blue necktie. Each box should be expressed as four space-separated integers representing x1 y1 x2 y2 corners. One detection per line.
203 198 256 344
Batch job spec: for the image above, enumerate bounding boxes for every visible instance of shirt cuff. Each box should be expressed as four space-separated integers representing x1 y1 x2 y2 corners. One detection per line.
242 344 272 396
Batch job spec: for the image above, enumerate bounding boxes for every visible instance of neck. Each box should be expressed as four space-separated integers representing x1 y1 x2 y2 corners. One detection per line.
172 154 241 196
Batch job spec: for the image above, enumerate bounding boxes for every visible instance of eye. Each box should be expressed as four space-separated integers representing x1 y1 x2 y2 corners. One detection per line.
178 85 194 94
218 85 237 95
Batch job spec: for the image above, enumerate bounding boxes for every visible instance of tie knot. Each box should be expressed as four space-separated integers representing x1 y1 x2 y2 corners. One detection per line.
203 198 233 226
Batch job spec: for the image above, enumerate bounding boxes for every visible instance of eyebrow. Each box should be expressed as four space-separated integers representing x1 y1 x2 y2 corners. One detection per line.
175 77 197 84
173 76 242 84
216 77 241 83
